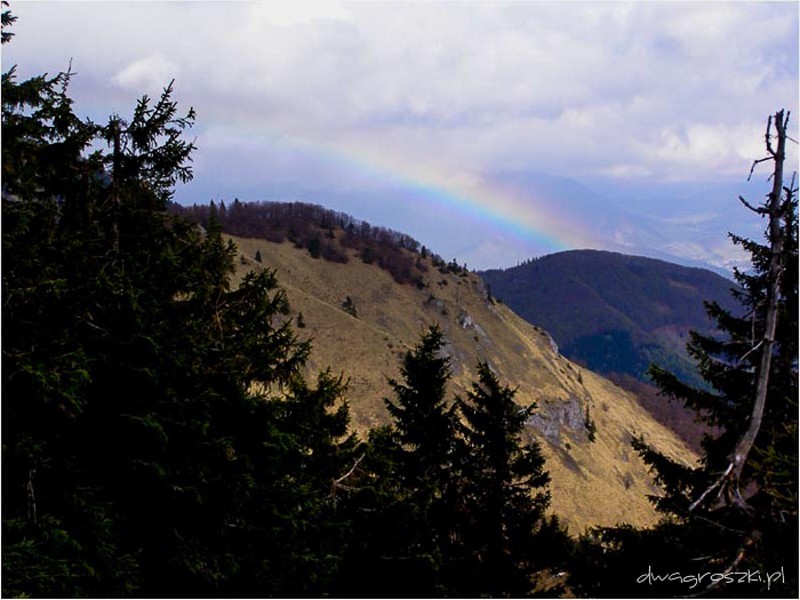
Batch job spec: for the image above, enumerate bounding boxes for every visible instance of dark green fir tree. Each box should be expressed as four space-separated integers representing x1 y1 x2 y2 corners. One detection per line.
335 326 460 597
454 362 568 597
570 111 798 598
2 10 358 597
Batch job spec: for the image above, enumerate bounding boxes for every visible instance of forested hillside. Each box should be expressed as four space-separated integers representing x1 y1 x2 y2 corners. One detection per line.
174 200 467 287
481 250 744 450
223 229 695 532
481 250 741 386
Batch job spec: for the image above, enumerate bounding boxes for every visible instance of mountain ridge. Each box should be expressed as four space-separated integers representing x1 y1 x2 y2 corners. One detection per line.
481 248 740 385
224 227 696 533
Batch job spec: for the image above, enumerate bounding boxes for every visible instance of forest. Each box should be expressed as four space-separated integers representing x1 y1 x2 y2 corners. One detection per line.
2 5 797 597
173 199 452 286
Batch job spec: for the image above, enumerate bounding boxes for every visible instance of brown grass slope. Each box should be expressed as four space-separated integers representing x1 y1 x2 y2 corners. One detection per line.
230 233 696 534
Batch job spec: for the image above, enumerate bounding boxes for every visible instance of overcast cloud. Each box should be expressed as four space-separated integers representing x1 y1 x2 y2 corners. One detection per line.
3 1 798 270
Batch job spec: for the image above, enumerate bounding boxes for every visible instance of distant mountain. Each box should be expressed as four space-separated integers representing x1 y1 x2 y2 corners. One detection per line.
480 249 741 388
477 170 757 275
192 203 697 532
480 250 742 451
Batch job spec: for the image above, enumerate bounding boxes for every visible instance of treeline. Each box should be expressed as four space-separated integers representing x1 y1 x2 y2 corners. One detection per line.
173 200 469 287
175 199 418 252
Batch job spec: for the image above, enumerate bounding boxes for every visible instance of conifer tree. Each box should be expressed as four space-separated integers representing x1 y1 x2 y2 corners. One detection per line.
2 12 357 596
335 326 460 596
385 326 457 489
384 325 460 593
570 111 798 598
454 362 567 597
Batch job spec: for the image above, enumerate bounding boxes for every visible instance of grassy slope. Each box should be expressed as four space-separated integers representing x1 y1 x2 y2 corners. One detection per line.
230 235 696 533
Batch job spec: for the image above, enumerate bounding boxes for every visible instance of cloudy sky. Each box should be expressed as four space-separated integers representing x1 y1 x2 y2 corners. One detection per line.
4 1 798 271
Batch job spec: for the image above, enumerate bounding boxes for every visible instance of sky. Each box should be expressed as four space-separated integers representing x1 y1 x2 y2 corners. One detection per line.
3 0 798 272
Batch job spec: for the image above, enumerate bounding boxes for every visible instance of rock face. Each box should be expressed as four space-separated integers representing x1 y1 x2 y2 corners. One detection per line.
529 395 589 446
230 233 696 533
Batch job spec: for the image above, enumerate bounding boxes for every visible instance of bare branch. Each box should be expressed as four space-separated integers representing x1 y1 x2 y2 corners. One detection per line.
737 340 764 364
26 468 37 526
692 514 746 535
729 484 756 515
785 172 797 196
689 463 733 512
691 535 756 597
738 195 767 215
747 156 772 181
329 453 366 499
765 114 775 156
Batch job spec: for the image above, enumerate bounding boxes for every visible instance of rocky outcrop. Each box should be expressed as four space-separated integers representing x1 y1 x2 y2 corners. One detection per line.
528 395 590 446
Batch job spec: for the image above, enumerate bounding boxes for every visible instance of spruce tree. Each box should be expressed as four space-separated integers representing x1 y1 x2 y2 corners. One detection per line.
2 13 357 596
454 362 567 597
384 325 460 594
335 326 460 596
385 325 457 489
570 112 798 598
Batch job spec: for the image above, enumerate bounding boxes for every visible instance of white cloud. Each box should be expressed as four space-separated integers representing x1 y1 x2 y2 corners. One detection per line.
9 1 795 182
248 1 353 27
112 55 180 92
3 0 798 267
601 164 654 180
660 213 717 226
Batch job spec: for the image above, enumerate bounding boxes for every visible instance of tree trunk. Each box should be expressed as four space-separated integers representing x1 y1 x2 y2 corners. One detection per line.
111 117 121 254
730 110 789 501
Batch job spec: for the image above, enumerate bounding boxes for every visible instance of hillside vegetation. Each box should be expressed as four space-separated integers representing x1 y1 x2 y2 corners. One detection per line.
226 224 696 532
174 200 465 287
480 250 744 451
481 250 740 386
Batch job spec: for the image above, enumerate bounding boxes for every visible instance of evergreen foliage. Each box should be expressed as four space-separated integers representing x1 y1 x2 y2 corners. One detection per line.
2 17 357 596
11 7 761 598
570 116 798 598
2 14 570 596
385 326 457 488
342 295 358 318
336 330 568 597
454 363 568 597
380 326 461 596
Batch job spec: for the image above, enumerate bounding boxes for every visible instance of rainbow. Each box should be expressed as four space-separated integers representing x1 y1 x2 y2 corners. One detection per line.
227 123 599 255
300 134 598 252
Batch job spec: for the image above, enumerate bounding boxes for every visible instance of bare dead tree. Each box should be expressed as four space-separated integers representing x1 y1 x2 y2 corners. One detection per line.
690 110 791 514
